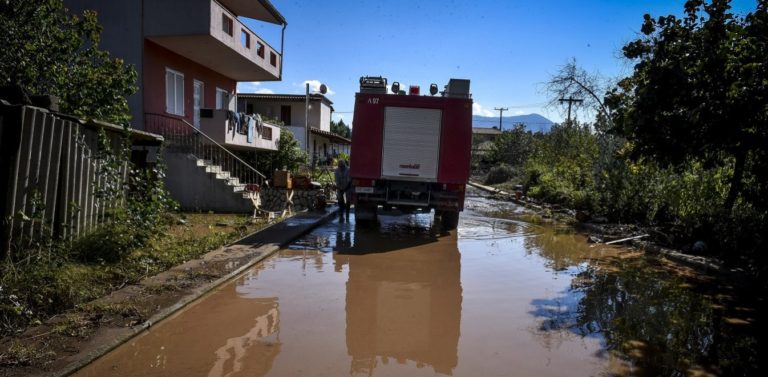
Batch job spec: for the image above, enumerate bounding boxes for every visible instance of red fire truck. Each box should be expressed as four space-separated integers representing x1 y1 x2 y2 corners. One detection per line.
349 76 473 229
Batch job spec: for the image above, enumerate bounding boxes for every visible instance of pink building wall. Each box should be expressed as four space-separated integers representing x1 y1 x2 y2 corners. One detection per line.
143 40 236 124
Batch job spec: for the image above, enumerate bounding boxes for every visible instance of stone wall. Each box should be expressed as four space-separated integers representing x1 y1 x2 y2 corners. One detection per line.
259 187 322 212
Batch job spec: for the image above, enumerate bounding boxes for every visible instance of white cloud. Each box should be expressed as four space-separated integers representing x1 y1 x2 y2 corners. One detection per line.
302 80 335 96
514 110 525 115
472 102 495 117
237 82 274 94
237 81 261 93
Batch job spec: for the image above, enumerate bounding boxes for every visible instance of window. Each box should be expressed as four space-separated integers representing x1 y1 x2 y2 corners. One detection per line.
222 14 233 36
240 29 250 48
270 51 277 67
165 68 184 116
256 42 265 58
280 105 291 125
216 88 230 110
261 127 273 141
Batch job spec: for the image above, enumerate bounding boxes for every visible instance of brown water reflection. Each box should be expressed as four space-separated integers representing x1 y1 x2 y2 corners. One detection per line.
75 285 281 377
334 225 461 376
73 204 763 377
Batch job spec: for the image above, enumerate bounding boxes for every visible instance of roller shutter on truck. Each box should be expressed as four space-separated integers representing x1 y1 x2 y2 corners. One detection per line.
381 107 442 181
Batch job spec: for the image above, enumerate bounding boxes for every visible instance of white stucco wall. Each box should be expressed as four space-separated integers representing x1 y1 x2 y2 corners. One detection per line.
319 103 331 132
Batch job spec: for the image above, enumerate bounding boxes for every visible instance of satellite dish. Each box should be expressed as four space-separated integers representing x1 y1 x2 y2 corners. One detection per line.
319 84 328 94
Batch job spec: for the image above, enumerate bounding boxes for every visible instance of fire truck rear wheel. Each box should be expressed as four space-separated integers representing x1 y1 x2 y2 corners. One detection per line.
355 202 378 224
438 210 460 230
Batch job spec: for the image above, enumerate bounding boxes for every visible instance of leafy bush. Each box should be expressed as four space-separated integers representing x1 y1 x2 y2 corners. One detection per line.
485 164 515 185
522 122 600 210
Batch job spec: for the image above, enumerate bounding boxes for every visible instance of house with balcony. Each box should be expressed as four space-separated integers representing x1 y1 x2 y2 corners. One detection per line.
64 0 288 212
237 93 352 164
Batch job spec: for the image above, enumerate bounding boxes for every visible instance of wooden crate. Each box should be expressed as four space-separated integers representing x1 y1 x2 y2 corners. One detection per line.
272 170 292 188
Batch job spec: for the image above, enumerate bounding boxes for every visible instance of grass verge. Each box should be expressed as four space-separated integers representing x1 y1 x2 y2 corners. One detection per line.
0 213 269 340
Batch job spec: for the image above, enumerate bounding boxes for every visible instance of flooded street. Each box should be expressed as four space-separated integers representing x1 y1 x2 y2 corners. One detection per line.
74 191 762 377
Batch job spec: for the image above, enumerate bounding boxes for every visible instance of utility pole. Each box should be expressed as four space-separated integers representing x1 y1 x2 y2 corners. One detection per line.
493 107 508 130
305 83 310 156
558 96 583 124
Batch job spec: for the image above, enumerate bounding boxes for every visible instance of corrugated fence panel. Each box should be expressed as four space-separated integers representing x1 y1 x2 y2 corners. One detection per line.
14 107 38 243
44 117 65 239
1 102 163 259
1 105 126 254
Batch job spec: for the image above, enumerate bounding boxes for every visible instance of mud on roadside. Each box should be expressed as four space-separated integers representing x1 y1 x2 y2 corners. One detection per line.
465 184 723 273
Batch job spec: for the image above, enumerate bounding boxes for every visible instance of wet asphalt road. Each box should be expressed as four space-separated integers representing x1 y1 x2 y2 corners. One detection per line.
73 190 762 377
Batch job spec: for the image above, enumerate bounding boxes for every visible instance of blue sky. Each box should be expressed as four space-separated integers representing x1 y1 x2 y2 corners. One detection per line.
239 0 757 126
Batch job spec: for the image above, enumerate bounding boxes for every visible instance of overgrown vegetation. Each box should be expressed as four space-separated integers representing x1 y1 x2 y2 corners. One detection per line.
478 0 768 274
238 129 308 175
0 0 137 124
0 0 204 337
0 213 265 336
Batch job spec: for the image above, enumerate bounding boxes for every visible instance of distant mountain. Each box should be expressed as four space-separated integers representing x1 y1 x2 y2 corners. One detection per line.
472 113 554 133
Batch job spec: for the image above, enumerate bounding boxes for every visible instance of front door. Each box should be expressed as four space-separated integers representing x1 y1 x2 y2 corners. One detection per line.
193 80 204 129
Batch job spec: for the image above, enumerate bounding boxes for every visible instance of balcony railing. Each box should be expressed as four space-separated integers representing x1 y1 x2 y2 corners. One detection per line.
145 113 266 190
199 109 280 151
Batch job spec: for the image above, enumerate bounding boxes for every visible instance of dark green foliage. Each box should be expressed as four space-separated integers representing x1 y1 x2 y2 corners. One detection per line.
524 122 600 210
485 164 515 185
66 130 176 263
487 123 535 168
330 119 351 139
248 130 308 173
0 0 137 124
607 0 768 211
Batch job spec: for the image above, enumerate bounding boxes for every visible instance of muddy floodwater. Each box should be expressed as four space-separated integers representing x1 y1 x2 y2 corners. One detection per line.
74 193 763 376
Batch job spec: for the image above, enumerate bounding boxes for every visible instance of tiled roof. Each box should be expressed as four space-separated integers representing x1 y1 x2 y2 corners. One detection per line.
310 127 351 144
472 127 503 135
237 93 333 106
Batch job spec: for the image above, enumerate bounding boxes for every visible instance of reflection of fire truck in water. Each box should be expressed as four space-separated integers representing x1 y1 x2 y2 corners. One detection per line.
349 76 473 229
334 231 462 375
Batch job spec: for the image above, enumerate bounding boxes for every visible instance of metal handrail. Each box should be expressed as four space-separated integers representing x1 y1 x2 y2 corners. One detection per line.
145 113 267 189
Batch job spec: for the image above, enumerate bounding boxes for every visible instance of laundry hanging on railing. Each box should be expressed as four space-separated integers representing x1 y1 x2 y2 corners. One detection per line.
247 115 255 143
254 113 263 135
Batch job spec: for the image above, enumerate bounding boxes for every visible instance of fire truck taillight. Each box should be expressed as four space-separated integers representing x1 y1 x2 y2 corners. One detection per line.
409 85 420 95
353 178 375 187
443 183 465 192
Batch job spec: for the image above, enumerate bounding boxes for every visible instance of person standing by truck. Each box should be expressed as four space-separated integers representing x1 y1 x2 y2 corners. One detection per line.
334 159 352 219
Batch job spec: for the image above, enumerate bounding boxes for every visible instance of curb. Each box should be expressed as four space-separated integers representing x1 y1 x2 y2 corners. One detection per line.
56 207 339 377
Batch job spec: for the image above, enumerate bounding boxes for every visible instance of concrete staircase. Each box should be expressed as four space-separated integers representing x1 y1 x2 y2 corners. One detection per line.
164 152 255 213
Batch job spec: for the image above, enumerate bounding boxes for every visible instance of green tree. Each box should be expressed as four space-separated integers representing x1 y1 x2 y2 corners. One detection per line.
608 0 768 211
487 123 535 167
330 119 351 138
0 0 137 125
252 130 307 173
524 122 600 209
